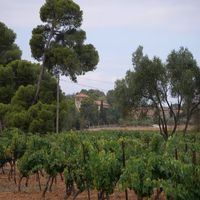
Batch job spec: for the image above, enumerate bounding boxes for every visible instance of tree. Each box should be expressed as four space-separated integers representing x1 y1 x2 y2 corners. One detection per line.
11 85 36 110
30 0 99 133
80 98 98 128
166 47 200 134
0 103 10 133
28 102 55 134
193 107 200 131
30 0 99 103
99 100 107 125
80 89 105 100
0 60 39 104
114 46 200 140
8 60 39 90
0 65 14 103
5 110 31 132
0 22 21 65
115 47 170 138
133 53 172 139
0 60 64 133
106 90 121 124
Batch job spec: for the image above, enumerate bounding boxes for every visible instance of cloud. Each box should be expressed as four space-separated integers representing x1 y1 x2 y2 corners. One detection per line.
76 0 200 32
0 0 43 28
1 0 200 32
1 0 200 95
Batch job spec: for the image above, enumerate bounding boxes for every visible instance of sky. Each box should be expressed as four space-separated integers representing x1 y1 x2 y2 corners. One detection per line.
1 0 200 95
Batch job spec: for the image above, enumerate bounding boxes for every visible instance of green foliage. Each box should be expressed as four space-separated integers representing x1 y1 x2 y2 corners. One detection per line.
0 58 69 133
0 60 39 104
114 46 200 139
8 60 38 89
80 89 105 100
0 22 21 65
89 150 120 195
28 102 55 134
0 65 14 103
29 25 46 60
120 156 153 198
39 75 57 104
59 96 77 131
11 85 36 109
30 0 99 80
1 130 200 199
80 97 98 127
0 103 10 121
5 111 31 132
18 135 50 177
0 128 26 170
44 144 66 176
106 90 121 123
150 134 165 154
40 0 82 27
167 47 198 97
99 100 107 124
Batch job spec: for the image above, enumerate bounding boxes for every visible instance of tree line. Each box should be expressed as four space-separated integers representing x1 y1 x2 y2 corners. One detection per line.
114 46 200 139
0 0 99 134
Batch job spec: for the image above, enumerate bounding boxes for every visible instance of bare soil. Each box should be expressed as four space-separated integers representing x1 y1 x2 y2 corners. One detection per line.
0 167 137 200
88 125 194 132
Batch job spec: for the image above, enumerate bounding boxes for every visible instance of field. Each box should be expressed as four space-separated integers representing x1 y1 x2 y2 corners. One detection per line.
0 129 199 200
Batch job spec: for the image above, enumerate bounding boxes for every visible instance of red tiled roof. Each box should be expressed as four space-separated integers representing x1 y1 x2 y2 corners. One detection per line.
95 100 109 107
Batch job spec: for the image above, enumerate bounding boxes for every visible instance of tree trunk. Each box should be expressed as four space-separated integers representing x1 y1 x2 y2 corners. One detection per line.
0 120 3 134
183 103 191 135
137 195 143 200
183 118 190 135
87 187 91 200
32 27 55 105
175 148 178 160
98 191 104 200
72 190 81 200
49 176 55 192
18 176 24 192
36 171 42 191
56 73 60 134
106 193 110 200
32 64 45 104
82 144 91 200
60 172 63 181
1 166 5 174
192 150 197 165
185 143 188 153
122 141 129 200
13 160 16 184
25 176 29 187
8 161 13 181
184 102 200 135
42 175 51 197
64 183 74 200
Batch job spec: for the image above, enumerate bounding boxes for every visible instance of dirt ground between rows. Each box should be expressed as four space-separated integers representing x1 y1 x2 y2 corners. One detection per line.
0 166 167 200
0 167 138 200
88 125 194 132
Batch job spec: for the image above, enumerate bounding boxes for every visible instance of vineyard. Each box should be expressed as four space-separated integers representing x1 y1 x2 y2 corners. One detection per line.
0 129 200 200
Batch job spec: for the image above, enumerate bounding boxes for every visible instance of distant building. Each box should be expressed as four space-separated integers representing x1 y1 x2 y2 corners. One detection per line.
75 93 89 111
132 106 183 119
75 93 110 111
95 100 110 111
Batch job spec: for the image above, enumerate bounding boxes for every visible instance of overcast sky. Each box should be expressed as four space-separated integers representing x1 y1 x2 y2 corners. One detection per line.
1 0 200 95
